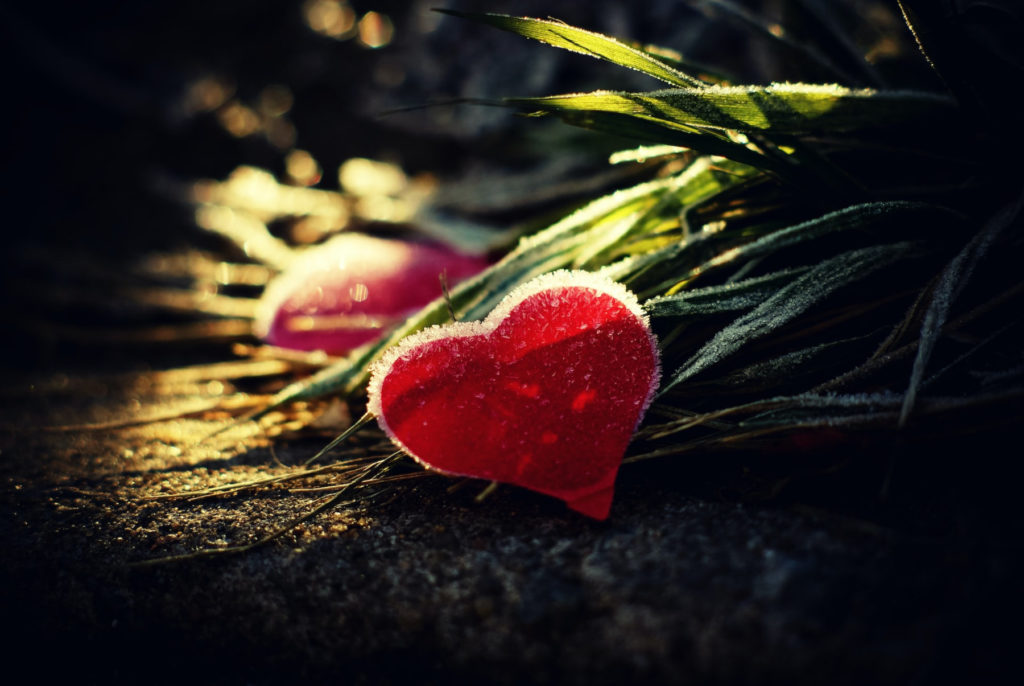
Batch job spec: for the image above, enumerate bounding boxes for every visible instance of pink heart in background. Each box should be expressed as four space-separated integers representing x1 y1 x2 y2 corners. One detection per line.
368 270 660 519
255 233 489 354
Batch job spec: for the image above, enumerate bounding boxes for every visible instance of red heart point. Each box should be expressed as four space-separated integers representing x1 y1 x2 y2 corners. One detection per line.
368 270 660 519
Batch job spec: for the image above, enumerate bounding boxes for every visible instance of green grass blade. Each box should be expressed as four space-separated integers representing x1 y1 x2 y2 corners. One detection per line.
641 391 902 440
660 241 917 394
641 200 951 297
899 191 1023 425
456 176 679 317
511 84 955 136
546 109 786 175
574 156 760 269
644 267 810 318
632 41 737 85
711 331 882 392
436 11 708 88
741 391 904 426
608 145 688 165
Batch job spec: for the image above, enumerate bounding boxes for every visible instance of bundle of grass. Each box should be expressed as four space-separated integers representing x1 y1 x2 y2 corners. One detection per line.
147 1 1024 558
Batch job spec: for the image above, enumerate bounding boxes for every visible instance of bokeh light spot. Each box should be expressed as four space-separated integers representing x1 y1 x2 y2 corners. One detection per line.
286 150 323 187
349 283 369 302
339 157 407 196
265 118 297 150
304 0 356 39
184 76 234 114
259 85 294 117
218 101 261 138
358 11 394 49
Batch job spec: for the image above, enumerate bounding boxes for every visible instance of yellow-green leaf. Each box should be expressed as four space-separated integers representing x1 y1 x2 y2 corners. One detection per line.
437 11 708 88
512 83 955 135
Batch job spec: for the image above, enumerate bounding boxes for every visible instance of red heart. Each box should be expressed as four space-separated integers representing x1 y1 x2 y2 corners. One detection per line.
368 270 660 519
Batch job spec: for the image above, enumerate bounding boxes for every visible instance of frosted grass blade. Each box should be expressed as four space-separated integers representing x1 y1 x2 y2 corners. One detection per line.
574 156 759 269
436 11 708 88
899 191 1023 425
644 267 810 318
660 242 916 394
546 109 782 173
643 201 951 297
511 84 955 136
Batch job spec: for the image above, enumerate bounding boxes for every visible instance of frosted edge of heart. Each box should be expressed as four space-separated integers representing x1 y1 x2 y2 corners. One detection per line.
366 269 662 478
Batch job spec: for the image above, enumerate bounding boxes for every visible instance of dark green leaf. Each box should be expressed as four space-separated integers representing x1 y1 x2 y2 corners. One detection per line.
644 267 810 318
436 11 708 88
660 242 917 394
642 200 950 297
899 191 1023 425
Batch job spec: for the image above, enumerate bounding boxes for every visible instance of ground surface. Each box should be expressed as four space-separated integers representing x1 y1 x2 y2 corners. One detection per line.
2 359 1022 685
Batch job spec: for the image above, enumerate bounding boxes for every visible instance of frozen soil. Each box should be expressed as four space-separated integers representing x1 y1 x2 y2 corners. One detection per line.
2 361 1022 685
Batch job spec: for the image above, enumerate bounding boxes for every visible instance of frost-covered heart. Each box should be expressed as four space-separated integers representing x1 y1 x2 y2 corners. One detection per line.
368 270 660 519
